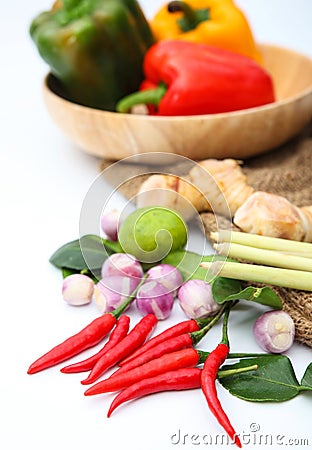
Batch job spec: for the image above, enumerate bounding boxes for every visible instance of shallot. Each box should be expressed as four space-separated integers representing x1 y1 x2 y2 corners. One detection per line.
136 280 174 320
146 264 183 295
253 310 295 353
62 274 94 306
100 209 120 241
177 279 221 319
94 276 141 313
101 253 143 280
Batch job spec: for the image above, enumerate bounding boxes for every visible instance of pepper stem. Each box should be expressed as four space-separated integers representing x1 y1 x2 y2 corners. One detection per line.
195 316 215 329
221 302 232 346
167 1 210 32
191 304 227 345
198 351 272 362
116 84 167 114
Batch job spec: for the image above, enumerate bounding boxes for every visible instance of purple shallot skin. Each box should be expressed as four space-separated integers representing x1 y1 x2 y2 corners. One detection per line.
136 280 174 320
101 209 121 241
94 276 141 313
253 310 295 353
101 253 143 280
146 264 183 295
177 279 221 319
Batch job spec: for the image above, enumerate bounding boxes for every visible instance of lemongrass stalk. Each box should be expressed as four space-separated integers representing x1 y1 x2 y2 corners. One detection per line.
281 252 312 259
210 231 312 256
200 261 312 291
214 242 312 272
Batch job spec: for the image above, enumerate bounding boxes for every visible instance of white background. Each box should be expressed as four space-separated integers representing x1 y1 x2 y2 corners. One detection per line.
1 1 312 450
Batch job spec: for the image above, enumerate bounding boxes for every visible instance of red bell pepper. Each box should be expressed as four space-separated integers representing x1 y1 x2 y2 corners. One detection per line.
116 40 275 116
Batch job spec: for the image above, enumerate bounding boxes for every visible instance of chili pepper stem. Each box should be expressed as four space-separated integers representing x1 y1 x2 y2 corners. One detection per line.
191 304 227 345
198 351 275 362
221 303 232 346
195 316 215 328
116 84 167 113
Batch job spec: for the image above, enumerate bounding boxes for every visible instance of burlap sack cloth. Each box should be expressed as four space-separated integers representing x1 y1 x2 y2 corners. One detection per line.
100 123 312 348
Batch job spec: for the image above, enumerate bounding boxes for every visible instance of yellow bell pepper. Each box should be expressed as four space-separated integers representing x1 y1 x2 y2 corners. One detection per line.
150 0 262 63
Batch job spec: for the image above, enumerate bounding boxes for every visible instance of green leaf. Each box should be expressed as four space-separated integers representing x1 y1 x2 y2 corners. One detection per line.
61 267 101 283
211 277 243 303
219 355 301 402
162 250 228 282
49 235 121 271
61 267 78 278
163 250 208 281
301 363 312 391
213 281 283 309
102 239 123 254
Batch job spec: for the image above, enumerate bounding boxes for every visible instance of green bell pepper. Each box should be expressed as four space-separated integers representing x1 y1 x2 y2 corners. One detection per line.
30 0 154 111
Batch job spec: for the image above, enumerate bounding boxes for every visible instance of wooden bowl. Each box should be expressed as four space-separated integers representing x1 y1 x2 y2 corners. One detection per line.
43 44 312 161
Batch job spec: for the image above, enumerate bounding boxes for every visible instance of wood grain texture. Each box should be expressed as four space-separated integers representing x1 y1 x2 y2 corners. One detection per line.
42 45 312 162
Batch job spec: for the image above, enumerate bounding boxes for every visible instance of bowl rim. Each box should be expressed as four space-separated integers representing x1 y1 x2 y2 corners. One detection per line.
43 43 312 122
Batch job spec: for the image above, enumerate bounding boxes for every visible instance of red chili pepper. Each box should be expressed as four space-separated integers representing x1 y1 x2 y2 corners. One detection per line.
27 275 146 375
107 368 202 417
84 347 200 395
119 319 200 366
81 314 158 385
27 313 117 374
116 40 275 116
201 304 242 448
107 360 258 418
60 315 130 374
112 333 194 377
116 306 226 376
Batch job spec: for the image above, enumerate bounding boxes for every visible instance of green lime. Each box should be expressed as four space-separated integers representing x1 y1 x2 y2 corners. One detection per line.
118 207 188 263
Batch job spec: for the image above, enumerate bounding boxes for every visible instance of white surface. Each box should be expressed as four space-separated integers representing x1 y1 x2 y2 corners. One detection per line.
1 1 312 450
